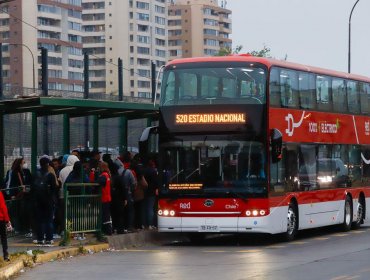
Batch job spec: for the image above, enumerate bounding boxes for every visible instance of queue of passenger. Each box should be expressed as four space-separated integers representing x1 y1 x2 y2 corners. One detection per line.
0 150 159 247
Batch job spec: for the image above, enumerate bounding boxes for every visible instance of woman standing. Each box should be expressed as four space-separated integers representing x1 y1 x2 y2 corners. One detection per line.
98 162 112 235
3 158 31 199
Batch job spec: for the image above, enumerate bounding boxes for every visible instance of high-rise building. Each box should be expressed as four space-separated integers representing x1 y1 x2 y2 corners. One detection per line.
168 0 232 60
82 0 168 98
0 0 84 92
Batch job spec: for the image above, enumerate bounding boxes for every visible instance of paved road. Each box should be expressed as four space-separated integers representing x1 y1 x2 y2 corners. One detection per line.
18 223 370 280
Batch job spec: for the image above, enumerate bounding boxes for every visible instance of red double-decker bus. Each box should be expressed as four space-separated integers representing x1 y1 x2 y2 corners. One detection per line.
149 55 370 241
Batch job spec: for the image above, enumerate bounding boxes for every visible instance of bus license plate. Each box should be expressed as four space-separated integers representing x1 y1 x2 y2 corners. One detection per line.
199 225 219 232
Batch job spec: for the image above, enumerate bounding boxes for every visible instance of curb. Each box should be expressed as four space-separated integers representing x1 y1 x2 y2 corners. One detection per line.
0 243 109 279
0 255 29 280
107 231 186 249
34 247 80 263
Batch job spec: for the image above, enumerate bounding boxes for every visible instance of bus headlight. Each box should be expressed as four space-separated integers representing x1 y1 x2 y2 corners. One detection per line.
170 210 175 216
245 209 269 217
163 210 169 216
158 209 163 216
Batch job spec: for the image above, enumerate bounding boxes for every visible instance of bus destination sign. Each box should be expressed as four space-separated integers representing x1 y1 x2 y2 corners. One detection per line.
175 113 246 124
169 183 203 190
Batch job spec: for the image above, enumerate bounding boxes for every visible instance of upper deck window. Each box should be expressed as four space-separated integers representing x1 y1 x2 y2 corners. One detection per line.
316 75 332 111
160 63 267 106
347 80 360 114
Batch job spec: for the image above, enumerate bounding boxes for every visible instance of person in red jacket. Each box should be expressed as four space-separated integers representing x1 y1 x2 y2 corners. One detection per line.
98 162 112 235
0 191 11 261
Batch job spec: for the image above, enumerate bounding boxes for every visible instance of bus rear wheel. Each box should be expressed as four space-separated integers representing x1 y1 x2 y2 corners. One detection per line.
342 196 352 232
352 197 365 229
282 202 298 241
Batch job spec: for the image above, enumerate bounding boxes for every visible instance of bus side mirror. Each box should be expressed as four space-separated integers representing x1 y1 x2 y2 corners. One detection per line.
270 129 282 163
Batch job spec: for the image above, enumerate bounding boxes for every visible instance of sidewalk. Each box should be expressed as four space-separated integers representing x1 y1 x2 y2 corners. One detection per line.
0 234 109 280
7 234 97 255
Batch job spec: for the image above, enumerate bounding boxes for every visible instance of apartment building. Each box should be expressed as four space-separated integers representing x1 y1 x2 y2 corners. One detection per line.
0 0 84 92
168 0 232 60
82 0 168 98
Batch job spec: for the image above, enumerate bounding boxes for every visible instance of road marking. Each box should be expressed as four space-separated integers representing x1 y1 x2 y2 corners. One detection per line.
359 268 370 273
123 249 161 253
266 245 285 249
202 250 227 253
331 276 360 280
332 233 349 237
352 230 365 234
330 276 350 280
236 250 261 253
313 237 329 241
290 241 307 245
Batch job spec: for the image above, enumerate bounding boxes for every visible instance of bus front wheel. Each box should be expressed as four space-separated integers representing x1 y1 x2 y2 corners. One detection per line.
342 196 353 232
282 202 298 241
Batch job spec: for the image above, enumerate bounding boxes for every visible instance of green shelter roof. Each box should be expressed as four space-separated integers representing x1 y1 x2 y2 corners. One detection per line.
0 96 159 119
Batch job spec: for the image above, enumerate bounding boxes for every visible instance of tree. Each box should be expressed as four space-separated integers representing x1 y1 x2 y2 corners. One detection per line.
216 45 243 56
249 45 271 57
216 44 271 58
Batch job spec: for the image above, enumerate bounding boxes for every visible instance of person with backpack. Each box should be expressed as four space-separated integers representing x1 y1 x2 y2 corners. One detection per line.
34 157 57 245
109 162 127 234
114 157 136 232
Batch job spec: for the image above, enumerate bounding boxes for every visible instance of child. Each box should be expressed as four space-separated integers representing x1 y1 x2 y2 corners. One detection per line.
0 191 11 261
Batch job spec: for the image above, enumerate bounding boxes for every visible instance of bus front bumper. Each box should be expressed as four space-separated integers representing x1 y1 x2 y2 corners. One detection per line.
158 212 285 234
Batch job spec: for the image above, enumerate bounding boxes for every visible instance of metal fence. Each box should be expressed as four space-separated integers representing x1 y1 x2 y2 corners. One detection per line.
64 183 102 244
0 86 156 104
6 197 22 237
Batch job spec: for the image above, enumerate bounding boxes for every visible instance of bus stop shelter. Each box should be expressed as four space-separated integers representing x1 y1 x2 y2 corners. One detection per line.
0 96 159 177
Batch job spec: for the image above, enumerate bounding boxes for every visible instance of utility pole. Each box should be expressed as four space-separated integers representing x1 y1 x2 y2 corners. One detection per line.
84 52 89 150
151 61 156 103
40 47 49 155
348 0 360 73
0 43 3 99
118 58 123 101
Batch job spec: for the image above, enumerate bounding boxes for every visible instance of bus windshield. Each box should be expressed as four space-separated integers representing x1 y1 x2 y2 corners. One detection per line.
160 135 267 196
161 64 267 106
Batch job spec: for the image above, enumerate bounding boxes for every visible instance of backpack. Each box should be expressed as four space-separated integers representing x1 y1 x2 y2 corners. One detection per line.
34 171 51 199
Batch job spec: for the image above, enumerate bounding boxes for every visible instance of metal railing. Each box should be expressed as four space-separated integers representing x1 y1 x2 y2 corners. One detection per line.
0 86 157 104
64 183 102 244
1 186 25 237
5 197 22 237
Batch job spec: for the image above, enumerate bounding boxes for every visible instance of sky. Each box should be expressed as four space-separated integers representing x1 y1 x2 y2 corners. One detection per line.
226 0 370 77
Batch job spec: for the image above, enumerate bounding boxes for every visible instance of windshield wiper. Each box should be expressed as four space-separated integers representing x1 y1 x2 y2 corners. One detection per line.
170 169 184 181
185 168 200 180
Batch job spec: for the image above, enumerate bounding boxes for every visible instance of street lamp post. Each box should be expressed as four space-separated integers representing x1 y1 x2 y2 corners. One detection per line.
9 43 35 92
348 0 360 73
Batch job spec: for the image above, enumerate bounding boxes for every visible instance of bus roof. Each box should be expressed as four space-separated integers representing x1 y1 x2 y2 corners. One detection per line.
167 55 370 83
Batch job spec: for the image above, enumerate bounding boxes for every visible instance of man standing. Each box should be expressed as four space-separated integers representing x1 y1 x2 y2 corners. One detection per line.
34 158 57 245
